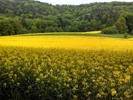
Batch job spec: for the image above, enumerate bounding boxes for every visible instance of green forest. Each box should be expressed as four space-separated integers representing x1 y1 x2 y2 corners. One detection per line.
0 0 133 35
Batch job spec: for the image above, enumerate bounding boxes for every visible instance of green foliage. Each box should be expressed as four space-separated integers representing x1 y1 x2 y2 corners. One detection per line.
18 27 29 34
0 0 133 35
124 13 133 34
0 18 21 35
30 26 38 33
131 30 133 35
106 18 115 27
102 16 132 35
101 26 118 34
115 17 128 34
124 33 128 38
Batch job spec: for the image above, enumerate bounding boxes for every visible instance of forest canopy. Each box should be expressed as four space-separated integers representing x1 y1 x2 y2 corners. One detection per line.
0 0 133 35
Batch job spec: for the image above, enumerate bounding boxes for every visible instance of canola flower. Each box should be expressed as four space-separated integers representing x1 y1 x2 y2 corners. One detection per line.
111 88 117 96
0 46 133 99
0 35 133 50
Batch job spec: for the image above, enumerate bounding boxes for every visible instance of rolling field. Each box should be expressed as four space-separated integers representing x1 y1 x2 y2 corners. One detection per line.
1 32 133 99
0 31 133 50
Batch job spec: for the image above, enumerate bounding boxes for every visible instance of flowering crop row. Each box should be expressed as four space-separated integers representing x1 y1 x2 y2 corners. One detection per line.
1 36 133 50
0 46 133 100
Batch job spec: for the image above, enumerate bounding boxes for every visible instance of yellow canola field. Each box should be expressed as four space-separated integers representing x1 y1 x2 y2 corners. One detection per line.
0 47 133 99
84 31 101 34
0 36 133 50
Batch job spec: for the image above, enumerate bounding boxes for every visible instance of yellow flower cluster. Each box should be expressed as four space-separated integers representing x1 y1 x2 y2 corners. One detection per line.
0 35 133 50
0 46 133 99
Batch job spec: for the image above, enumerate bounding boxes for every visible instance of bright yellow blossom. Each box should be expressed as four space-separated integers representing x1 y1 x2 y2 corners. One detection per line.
111 88 117 96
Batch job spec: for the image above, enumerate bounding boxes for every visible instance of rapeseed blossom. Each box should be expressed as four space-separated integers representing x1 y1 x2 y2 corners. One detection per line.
0 35 133 50
0 46 133 99
111 88 117 96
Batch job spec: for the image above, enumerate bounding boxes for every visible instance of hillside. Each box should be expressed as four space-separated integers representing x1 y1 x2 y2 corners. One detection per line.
0 0 133 35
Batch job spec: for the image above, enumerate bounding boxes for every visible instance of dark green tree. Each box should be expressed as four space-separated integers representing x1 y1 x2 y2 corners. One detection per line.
124 13 133 34
101 26 118 34
0 18 14 35
106 18 115 27
115 17 128 34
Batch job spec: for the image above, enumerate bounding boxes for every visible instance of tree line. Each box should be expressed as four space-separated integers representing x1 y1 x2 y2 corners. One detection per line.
0 0 133 35
101 11 133 35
